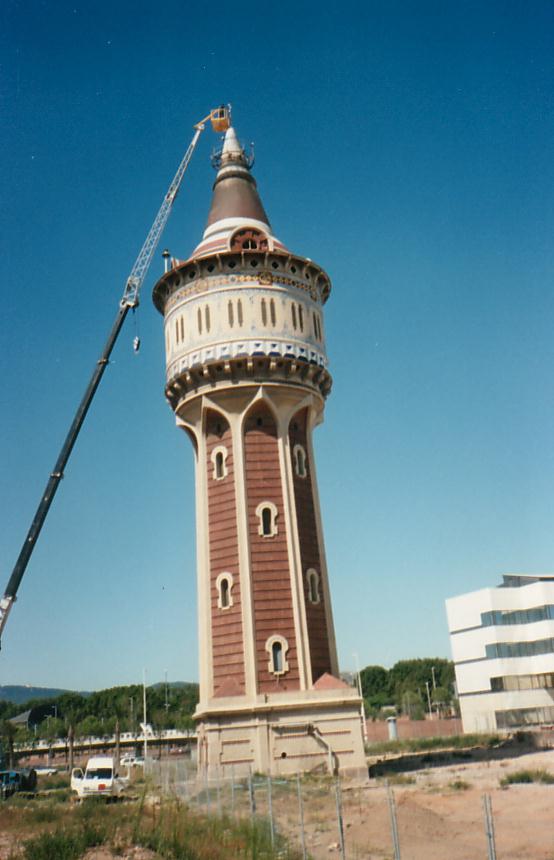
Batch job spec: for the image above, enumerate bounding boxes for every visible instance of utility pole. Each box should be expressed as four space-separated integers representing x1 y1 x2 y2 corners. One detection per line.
143 669 148 760
431 666 437 690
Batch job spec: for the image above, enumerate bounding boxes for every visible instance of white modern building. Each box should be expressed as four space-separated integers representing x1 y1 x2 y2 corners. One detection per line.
446 574 554 733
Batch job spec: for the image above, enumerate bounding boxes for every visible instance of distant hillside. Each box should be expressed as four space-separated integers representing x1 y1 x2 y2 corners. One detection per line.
0 686 87 705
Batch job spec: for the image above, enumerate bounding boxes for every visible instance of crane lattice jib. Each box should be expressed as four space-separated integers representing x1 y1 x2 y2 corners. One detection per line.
121 125 203 308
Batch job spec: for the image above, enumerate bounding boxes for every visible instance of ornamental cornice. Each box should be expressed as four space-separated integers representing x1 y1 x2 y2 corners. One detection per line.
166 338 328 383
164 272 321 314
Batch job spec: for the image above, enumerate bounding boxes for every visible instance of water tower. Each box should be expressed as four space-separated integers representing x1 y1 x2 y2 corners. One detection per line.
152 122 366 776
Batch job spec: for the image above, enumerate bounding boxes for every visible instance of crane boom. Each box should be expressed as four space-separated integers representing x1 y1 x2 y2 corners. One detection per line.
0 106 230 644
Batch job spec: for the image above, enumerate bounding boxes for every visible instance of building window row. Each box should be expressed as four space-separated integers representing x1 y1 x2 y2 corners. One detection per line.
496 705 554 730
170 298 323 347
491 672 554 692
482 605 554 627
485 637 554 659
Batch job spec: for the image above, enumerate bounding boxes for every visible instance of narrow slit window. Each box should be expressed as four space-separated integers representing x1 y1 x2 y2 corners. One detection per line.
256 501 278 537
313 311 318 339
291 303 297 330
211 446 228 480
205 305 211 332
228 300 234 328
220 578 229 608
180 317 185 341
197 307 202 334
266 635 289 676
272 641 283 673
293 444 307 478
261 298 267 326
307 568 320 604
270 298 276 326
237 299 244 326
298 305 304 332
216 572 234 610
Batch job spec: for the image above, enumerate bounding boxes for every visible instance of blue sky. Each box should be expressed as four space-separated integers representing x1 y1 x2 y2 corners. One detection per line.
1 1 554 690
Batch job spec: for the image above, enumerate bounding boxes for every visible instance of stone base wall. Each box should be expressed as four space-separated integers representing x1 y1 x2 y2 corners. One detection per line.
196 691 367 778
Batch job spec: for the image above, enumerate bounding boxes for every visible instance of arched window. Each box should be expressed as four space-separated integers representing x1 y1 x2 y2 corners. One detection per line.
306 568 320 605
211 446 228 481
256 501 278 537
293 444 307 478
216 572 234 610
266 635 289 676
242 238 258 250
270 298 276 326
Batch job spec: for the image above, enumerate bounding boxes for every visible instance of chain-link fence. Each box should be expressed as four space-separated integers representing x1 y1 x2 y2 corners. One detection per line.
143 759 532 859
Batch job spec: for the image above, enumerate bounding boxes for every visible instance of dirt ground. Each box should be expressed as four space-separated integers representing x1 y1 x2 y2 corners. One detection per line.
295 747 554 859
3 747 554 859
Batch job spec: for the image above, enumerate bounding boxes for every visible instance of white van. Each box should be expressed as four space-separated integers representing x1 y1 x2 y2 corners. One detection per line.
71 755 128 799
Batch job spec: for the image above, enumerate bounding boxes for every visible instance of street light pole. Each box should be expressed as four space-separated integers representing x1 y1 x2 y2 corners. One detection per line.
425 681 433 718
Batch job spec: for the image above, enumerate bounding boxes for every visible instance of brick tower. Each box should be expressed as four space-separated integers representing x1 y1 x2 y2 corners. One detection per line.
152 124 366 776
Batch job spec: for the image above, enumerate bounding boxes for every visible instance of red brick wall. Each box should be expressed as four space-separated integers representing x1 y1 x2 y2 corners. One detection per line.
289 408 332 683
244 405 300 692
205 410 245 697
365 716 464 743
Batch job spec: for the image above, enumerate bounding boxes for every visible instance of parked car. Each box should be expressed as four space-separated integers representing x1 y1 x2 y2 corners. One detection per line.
71 756 128 800
119 754 144 768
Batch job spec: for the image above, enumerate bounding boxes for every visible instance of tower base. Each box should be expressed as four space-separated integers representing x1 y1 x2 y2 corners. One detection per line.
195 683 367 779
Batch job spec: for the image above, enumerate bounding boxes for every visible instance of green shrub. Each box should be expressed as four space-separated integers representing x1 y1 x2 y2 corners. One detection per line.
449 779 470 791
500 769 554 786
23 825 106 860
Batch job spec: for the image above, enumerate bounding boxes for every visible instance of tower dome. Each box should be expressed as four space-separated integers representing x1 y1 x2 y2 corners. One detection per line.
152 124 332 410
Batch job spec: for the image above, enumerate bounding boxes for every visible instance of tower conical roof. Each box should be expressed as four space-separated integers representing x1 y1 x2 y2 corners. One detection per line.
191 126 287 258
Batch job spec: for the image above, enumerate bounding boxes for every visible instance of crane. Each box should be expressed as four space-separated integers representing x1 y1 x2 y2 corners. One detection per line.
0 105 231 645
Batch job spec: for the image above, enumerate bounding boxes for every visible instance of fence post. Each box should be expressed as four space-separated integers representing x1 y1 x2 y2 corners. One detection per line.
205 769 211 815
216 766 222 817
297 773 307 860
334 777 346 860
387 783 401 860
248 771 256 820
267 774 275 846
483 794 497 860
